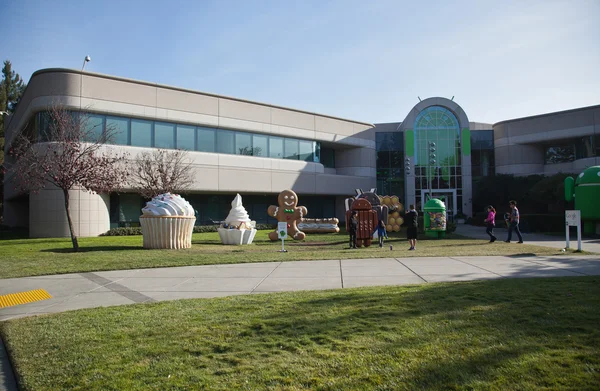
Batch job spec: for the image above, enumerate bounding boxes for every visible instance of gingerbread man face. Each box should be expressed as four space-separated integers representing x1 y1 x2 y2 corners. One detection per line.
279 190 298 208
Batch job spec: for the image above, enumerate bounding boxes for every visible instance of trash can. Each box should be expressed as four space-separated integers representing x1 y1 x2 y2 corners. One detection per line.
424 198 447 239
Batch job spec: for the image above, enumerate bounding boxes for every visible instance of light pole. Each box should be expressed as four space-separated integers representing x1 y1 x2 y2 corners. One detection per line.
428 142 436 201
80 56 91 111
81 55 91 71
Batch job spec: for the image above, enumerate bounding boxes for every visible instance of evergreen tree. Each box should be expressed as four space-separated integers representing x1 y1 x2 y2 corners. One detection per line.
0 60 26 220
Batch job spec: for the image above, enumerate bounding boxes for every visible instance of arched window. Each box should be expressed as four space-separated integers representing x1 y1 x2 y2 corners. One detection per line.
413 106 462 210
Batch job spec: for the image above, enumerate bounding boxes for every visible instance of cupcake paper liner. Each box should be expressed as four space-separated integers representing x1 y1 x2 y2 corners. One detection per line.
140 216 196 249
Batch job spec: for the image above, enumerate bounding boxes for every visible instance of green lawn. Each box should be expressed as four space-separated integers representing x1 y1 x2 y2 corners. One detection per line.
0 230 583 279
1 277 598 390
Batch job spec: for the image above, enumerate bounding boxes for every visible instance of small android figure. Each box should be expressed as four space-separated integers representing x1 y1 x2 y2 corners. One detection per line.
565 166 600 235
345 198 378 247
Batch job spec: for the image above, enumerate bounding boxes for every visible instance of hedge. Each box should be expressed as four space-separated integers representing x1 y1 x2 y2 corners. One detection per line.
101 224 276 236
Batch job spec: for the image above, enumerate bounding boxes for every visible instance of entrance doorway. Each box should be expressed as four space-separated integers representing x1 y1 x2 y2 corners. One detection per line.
420 189 457 221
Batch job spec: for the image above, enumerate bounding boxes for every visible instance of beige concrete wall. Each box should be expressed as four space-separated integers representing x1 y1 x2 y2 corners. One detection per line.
4 69 377 237
29 188 110 238
493 105 600 176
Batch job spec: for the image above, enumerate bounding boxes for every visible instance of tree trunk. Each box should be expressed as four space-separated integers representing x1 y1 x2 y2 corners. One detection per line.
63 188 79 251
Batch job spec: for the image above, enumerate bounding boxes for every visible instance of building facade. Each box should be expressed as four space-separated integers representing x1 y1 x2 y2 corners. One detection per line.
3 68 598 237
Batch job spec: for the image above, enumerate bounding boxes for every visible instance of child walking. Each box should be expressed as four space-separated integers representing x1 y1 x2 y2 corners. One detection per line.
376 220 389 248
484 205 497 242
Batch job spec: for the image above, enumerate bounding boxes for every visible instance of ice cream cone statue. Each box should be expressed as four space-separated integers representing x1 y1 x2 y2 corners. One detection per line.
218 194 257 245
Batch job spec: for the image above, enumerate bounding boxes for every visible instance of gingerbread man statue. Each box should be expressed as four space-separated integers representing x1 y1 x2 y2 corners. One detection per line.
268 189 308 241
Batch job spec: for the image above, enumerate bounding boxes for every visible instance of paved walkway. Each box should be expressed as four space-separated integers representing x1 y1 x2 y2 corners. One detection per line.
455 224 600 253
2 255 599 323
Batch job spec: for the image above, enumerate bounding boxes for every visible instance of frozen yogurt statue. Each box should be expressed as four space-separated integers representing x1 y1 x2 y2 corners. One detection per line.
218 194 257 245
139 193 196 249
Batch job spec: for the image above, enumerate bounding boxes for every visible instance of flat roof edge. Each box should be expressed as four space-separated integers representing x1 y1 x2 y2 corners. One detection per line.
30 68 374 128
493 104 600 127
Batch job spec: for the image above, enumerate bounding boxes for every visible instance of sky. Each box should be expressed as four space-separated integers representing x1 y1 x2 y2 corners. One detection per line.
1 0 599 124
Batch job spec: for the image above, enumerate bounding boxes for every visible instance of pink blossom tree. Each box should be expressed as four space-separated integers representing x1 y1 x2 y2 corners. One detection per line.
131 148 194 199
7 104 129 251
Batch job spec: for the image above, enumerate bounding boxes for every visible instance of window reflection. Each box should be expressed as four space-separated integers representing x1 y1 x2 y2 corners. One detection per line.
107 116 129 145
176 125 195 150
269 137 283 158
197 127 215 152
236 132 253 155
131 119 152 147
252 134 268 157
154 122 175 149
34 111 325 164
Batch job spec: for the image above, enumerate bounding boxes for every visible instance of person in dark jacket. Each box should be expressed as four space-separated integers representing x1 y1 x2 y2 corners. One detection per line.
405 204 418 250
348 211 358 249
505 200 524 243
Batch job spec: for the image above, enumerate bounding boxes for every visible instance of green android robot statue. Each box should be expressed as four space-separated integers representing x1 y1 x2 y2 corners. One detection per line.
565 166 600 235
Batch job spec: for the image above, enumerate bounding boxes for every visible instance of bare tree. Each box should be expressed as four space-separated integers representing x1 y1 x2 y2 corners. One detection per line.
130 148 194 199
7 104 129 251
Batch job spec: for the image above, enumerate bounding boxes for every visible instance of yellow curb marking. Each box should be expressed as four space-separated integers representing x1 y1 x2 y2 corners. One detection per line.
0 289 53 309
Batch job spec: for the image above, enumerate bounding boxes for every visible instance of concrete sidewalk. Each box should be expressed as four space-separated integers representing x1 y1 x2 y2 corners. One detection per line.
2 255 599 322
455 224 600 253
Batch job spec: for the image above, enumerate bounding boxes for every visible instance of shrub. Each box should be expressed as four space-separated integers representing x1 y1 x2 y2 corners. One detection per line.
100 227 143 236
101 224 276 236
446 222 457 234
519 214 564 233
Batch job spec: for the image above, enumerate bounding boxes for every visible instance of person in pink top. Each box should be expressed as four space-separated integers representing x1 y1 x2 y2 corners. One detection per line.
484 205 497 243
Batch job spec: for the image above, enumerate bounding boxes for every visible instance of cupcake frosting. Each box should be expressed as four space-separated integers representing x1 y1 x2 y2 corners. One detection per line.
142 193 194 217
225 194 251 223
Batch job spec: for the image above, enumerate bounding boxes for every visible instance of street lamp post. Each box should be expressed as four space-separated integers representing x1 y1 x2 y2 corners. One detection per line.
81 55 91 71
428 142 436 201
80 56 91 111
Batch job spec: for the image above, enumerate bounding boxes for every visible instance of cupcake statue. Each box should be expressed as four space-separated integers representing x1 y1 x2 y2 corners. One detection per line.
218 194 257 245
140 193 196 249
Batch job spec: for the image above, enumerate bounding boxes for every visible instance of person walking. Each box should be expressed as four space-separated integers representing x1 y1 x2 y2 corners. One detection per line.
405 205 418 250
484 205 497 242
376 220 389 248
348 211 358 249
505 200 524 243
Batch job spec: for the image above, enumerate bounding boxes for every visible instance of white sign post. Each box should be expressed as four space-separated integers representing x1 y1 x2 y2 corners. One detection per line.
565 210 582 252
277 222 288 253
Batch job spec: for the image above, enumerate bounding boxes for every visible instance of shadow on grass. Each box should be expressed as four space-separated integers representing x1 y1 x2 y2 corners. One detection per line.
287 240 348 247
237 276 599 388
507 253 538 257
40 246 142 253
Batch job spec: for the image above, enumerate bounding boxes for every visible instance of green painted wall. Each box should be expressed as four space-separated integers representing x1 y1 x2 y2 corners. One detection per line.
461 128 471 156
405 130 414 157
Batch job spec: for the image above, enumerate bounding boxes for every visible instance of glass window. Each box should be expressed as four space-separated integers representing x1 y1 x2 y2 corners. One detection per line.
377 151 390 168
545 145 575 164
236 132 253 155
176 125 195 150
321 147 335 168
314 142 321 163
83 114 105 142
575 136 593 160
130 119 152 147
106 116 129 145
269 137 283 158
253 134 268 157
197 127 215 152
299 140 313 162
217 129 234 154
154 122 175 149
284 139 299 160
